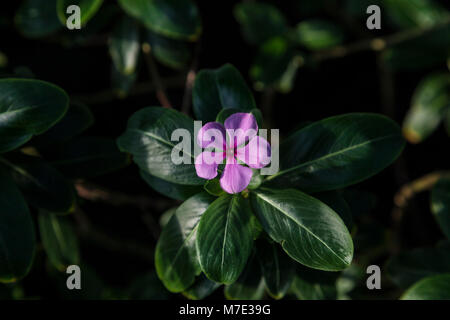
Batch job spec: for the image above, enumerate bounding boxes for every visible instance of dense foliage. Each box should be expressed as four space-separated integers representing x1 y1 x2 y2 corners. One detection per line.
0 0 449 300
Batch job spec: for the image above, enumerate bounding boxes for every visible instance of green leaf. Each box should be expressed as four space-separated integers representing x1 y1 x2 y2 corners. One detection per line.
49 136 130 178
0 168 35 283
108 16 140 75
2 154 75 213
431 178 450 240
193 64 256 122
291 266 338 300
57 0 104 27
256 240 295 299
383 0 449 29
33 102 94 147
251 188 353 271
38 211 80 271
0 79 69 153
386 246 450 289
197 194 254 284
15 0 62 38
117 107 203 185
401 274 450 300
403 73 450 143
111 63 137 98
250 37 294 87
234 2 287 45
147 32 191 70
140 170 202 201
203 179 225 197
265 113 405 192
224 251 265 300
117 0 201 41
314 191 353 230
294 20 344 51
183 274 221 300
155 193 215 292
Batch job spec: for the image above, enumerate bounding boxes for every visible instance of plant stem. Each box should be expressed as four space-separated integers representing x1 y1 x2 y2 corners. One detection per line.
181 41 201 115
142 43 172 108
393 171 450 213
312 18 450 62
73 206 155 263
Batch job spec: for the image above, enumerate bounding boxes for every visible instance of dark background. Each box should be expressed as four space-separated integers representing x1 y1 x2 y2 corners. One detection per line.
1 0 449 299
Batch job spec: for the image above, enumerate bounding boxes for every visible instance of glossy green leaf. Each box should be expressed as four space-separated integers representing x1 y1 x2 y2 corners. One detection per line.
291 266 338 300
403 73 450 143
15 0 62 38
251 188 353 271
250 37 297 90
0 79 69 153
49 136 130 178
386 246 450 289
140 170 201 201
401 274 450 300
108 16 140 75
224 251 265 300
118 0 201 41
314 191 353 230
159 207 176 228
265 113 405 192
127 272 170 300
193 64 256 122
197 194 253 284
234 2 287 45
33 102 94 147
203 179 225 197
57 0 104 26
111 63 137 98
384 0 449 29
147 32 191 70
0 168 35 283
118 107 202 185
256 240 295 299
38 211 80 271
431 178 450 240
295 20 344 51
2 154 75 213
155 193 215 292
183 274 221 300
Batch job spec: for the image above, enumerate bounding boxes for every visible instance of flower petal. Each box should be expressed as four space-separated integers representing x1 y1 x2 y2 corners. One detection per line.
224 113 258 147
195 151 225 180
236 136 271 169
197 122 226 150
220 162 253 194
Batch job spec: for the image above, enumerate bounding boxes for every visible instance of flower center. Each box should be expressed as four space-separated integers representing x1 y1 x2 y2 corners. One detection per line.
226 146 235 159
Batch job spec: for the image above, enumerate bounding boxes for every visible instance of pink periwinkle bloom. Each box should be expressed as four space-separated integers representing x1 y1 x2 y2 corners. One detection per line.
195 113 271 194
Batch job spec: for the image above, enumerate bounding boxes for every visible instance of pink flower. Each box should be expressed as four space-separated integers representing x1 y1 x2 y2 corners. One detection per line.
195 113 271 194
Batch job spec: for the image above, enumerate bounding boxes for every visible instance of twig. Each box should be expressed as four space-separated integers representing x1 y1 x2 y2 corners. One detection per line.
393 171 450 215
73 206 155 263
142 43 172 108
181 41 201 115
75 180 172 240
312 18 450 62
75 180 157 210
